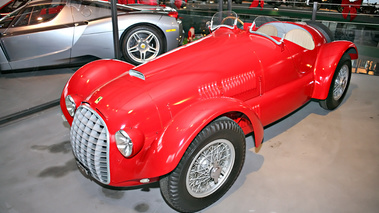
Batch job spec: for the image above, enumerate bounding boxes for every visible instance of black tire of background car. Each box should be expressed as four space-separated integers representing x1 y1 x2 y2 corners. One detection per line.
121 25 164 65
305 21 335 43
319 53 352 110
160 117 246 213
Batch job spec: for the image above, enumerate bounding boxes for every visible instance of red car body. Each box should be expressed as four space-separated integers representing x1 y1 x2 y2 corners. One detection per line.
60 12 358 212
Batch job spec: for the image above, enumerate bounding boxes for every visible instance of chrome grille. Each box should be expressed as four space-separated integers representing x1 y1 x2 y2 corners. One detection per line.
70 105 110 184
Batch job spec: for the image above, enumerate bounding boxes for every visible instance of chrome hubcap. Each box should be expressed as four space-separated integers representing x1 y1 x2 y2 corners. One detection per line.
186 139 235 198
127 30 160 63
333 64 349 101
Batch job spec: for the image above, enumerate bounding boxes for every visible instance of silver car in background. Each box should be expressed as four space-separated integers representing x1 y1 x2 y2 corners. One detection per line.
0 0 183 72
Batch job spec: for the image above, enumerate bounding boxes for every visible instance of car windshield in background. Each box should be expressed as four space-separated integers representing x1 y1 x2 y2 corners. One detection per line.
77 0 140 13
0 0 29 14
0 0 140 28
0 3 64 28
0 7 23 28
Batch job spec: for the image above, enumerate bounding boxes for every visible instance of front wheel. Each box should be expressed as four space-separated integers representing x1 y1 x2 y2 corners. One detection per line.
319 53 352 110
160 117 246 212
121 26 164 65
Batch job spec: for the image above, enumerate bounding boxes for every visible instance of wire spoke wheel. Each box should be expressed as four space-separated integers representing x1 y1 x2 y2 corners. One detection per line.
186 139 235 198
333 64 349 101
160 117 245 212
319 53 352 110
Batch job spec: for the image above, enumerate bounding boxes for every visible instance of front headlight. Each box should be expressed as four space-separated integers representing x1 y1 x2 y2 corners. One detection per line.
115 130 133 157
65 95 76 117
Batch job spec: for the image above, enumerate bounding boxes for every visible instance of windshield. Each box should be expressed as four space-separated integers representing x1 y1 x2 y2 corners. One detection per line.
249 16 315 49
0 5 24 27
251 16 279 29
75 0 140 12
210 11 238 31
0 2 65 28
0 0 29 14
0 0 141 28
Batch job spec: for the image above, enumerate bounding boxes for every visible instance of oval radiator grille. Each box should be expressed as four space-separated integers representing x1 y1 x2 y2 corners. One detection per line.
70 105 110 184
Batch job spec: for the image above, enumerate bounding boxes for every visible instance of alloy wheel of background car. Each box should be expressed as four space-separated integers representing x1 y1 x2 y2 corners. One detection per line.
122 26 164 65
319 53 352 110
160 117 246 212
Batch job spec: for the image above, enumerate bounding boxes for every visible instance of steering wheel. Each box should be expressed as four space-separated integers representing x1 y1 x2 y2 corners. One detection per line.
221 16 244 27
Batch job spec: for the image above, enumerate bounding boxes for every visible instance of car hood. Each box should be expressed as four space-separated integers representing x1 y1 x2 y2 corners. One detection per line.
135 28 260 96
86 28 261 129
84 72 161 132
132 28 261 116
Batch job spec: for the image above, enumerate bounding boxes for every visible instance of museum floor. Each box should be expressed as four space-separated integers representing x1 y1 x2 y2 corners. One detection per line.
0 68 378 213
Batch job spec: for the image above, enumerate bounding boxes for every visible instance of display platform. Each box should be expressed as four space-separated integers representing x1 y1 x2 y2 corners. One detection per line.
0 68 75 118
0 70 378 212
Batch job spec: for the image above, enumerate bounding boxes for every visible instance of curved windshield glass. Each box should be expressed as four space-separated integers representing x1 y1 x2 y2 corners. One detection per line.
0 5 24 27
210 11 238 31
250 16 315 49
0 3 65 28
252 16 279 28
0 0 28 14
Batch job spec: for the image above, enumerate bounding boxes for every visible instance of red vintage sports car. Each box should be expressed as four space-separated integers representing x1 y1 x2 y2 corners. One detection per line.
60 11 358 212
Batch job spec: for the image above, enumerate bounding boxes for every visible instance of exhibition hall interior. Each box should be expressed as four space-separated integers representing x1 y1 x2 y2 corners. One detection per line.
0 0 378 212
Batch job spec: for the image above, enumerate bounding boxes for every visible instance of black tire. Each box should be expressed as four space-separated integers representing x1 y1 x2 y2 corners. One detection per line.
121 26 164 65
160 117 246 212
306 21 334 43
319 53 352 110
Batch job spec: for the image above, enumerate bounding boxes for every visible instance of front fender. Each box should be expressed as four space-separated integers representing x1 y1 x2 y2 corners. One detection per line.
60 59 134 124
312 41 358 100
140 97 264 178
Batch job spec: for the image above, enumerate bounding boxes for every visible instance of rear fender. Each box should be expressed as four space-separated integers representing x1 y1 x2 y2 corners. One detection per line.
60 59 134 124
312 41 358 100
140 97 264 177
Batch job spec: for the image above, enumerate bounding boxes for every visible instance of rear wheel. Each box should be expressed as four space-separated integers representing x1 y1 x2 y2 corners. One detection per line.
121 26 164 65
319 53 352 110
160 117 245 212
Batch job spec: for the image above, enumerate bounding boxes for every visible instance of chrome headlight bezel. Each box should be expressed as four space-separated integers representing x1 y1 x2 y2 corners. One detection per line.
115 130 133 158
65 95 76 117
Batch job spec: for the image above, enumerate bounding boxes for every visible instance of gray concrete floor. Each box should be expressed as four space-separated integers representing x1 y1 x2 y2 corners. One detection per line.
0 70 378 213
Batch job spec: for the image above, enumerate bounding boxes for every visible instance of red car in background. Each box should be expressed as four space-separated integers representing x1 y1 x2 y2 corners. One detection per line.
61 11 358 212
